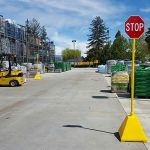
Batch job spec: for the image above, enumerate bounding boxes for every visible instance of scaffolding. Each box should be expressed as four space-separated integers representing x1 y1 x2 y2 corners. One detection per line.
0 15 55 64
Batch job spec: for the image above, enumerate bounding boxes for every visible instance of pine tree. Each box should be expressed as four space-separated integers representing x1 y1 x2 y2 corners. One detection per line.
110 31 129 60
87 16 108 61
100 41 111 64
115 30 121 38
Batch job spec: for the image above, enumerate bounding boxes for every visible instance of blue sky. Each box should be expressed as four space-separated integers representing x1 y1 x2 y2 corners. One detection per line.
0 0 150 55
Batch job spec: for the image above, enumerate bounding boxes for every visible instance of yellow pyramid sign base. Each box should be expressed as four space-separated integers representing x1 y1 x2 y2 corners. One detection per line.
118 114 148 142
34 73 41 80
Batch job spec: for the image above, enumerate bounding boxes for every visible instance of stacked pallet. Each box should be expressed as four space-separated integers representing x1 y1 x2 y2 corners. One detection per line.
111 71 129 93
135 69 150 97
47 62 71 72
107 60 117 74
111 64 126 72
139 64 150 69
54 62 71 72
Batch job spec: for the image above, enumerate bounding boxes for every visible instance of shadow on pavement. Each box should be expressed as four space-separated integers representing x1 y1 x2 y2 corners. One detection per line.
92 96 109 99
117 93 150 101
63 125 120 141
105 75 111 77
100 90 111 93
92 95 117 99
0 85 11 87
117 93 130 98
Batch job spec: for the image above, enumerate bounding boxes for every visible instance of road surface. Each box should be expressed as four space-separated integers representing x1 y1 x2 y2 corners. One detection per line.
0 68 147 150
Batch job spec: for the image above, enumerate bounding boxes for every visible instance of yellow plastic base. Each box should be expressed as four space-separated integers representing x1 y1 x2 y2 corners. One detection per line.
118 114 148 142
34 74 41 80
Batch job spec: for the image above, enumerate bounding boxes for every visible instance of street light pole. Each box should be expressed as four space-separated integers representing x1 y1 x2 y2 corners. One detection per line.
72 40 76 67
72 40 76 50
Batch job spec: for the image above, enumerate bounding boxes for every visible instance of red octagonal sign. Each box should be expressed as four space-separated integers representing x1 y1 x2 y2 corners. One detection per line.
125 16 144 39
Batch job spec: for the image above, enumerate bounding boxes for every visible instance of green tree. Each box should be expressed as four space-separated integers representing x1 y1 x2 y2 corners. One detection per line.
145 28 150 53
100 41 111 64
86 48 96 62
135 36 148 62
87 16 108 62
115 30 121 38
127 36 149 62
110 30 129 60
62 49 81 61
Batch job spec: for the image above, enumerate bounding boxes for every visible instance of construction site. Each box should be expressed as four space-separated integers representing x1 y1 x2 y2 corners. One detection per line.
0 15 72 87
0 15 55 63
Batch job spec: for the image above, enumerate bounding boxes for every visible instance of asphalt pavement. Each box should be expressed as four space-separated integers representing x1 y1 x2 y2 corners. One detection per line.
0 68 148 150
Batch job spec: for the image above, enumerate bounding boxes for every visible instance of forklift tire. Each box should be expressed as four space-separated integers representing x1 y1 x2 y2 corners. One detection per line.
9 80 17 87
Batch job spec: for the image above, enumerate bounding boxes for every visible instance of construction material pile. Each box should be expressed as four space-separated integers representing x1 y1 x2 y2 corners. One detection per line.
134 69 150 97
97 65 107 73
111 64 126 72
107 60 117 74
111 71 129 93
47 62 71 73
54 62 71 72
126 64 140 74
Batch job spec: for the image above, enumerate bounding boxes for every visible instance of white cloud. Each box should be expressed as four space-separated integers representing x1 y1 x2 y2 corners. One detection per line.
111 21 123 29
52 32 87 55
140 8 150 13
54 46 64 55
16 0 128 19
14 0 128 37
1 0 129 27
76 41 88 54
1 0 129 55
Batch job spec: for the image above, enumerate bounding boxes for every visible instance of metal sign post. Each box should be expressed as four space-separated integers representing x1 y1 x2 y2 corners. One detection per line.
131 39 135 115
118 16 147 142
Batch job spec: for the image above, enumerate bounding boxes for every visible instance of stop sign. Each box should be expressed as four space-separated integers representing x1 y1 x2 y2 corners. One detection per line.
125 16 144 39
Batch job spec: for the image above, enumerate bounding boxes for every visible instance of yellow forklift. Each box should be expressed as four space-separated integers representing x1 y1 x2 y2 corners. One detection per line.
0 54 23 87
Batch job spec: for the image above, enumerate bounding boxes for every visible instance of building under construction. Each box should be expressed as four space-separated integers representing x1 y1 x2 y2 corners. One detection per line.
0 15 55 64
